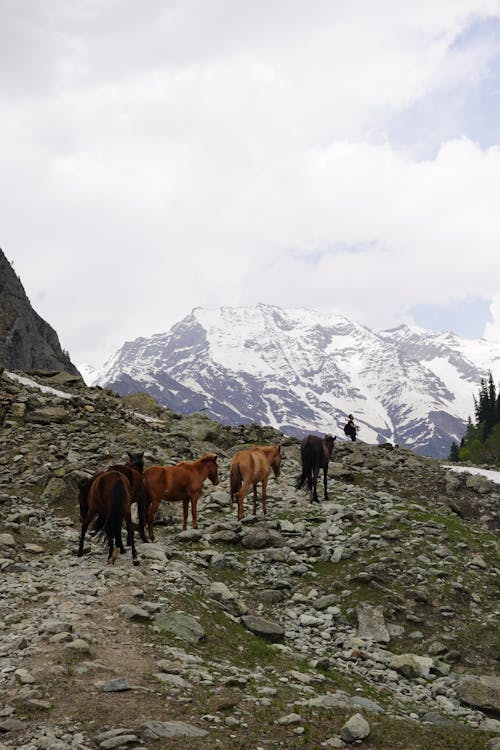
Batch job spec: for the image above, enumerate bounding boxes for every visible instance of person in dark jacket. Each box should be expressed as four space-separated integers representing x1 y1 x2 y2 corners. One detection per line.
344 414 358 442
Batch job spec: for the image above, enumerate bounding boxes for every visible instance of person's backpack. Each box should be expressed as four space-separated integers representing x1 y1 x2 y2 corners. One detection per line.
343 423 351 436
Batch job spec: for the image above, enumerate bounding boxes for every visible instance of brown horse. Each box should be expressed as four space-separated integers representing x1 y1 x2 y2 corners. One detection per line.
143 454 219 540
77 470 139 565
229 445 282 521
78 452 147 544
295 434 336 503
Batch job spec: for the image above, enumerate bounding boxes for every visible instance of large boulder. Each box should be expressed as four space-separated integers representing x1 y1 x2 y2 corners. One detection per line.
456 675 500 714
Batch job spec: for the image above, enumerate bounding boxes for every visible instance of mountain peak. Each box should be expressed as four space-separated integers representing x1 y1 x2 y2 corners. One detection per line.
88 304 500 458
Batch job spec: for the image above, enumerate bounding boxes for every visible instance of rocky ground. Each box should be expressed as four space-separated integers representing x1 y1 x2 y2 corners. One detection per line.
0 369 499 750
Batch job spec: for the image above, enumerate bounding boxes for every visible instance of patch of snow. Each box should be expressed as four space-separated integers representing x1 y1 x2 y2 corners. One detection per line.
443 464 500 485
5 372 74 400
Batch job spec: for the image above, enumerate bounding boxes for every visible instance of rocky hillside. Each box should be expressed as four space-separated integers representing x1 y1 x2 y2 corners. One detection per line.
88 304 500 459
0 370 499 750
0 249 80 375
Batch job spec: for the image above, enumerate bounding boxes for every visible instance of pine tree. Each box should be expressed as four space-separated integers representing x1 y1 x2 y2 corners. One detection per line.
459 372 500 466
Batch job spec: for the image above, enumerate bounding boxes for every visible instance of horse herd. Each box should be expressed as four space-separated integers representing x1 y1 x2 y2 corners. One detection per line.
77 433 337 566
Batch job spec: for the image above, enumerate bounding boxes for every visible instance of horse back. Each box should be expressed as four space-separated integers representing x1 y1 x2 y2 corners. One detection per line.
300 435 322 464
144 463 198 500
89 469 131 513
233 448 268 482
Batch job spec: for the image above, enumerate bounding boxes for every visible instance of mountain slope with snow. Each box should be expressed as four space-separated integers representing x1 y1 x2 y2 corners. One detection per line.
86 304 500 457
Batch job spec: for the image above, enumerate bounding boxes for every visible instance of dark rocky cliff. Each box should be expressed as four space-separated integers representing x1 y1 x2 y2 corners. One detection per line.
0 248 80 374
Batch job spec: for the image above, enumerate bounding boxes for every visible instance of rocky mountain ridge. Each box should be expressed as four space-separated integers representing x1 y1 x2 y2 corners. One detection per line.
0 248 80 375
0 368 499 749
87 304 500 459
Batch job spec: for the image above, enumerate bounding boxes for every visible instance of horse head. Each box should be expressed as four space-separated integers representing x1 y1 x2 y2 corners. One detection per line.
271 445 283 478
206 454 219 486
323 434 337 457
77 476 93 522
127 451 145 473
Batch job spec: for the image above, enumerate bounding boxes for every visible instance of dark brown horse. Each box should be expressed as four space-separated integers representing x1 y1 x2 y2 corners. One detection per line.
296 434 336 503
77 470 139 565
143 454 219 540
229 445 282 521
78 452 147 544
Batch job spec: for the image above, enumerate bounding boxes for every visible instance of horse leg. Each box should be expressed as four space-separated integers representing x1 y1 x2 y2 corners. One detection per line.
312 467 319 503
323 466 328 501
182 498 189 530
137 495 148 543
237 479 252 521
191 493 199 529
252 483 258 515
261 477 268 515
125 509 139 566
107 526 118 564
77 512 96 556
147 496 161 543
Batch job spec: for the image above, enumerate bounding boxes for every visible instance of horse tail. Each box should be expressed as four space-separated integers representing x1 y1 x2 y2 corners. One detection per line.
295 466 312 492
91 514 106 536
229 459 242 504
106 478 126 544
295 442 313 492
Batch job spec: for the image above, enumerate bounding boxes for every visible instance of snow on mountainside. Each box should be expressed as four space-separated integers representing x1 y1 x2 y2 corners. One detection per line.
85 304 500 457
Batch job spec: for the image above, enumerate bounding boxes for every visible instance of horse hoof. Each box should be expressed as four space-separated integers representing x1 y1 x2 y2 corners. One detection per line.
133 559 140 566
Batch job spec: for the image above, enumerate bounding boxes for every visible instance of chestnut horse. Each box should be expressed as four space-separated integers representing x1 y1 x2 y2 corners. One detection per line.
78 452 147 544
143 454 219 540
295 434 336 503
77 470 139 565
230 445 282 521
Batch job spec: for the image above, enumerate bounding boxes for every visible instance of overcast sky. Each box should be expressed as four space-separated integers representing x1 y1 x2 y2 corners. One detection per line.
2 0 500 367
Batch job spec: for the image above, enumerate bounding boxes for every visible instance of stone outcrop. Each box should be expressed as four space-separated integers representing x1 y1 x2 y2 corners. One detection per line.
0 248 80 374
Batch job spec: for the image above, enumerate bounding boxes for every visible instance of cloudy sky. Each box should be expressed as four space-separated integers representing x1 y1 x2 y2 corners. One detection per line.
2 0 500 367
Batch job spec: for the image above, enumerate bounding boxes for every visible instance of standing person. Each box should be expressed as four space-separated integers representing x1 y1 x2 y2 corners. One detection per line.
344 414 358 442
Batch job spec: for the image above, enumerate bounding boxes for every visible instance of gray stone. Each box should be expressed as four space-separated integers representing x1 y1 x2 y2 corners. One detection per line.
277 713 302 725
313 594 338 610
27 406 69 424
456 674 500 713
0 533 16 547
101 678 131 692
41 477 67 504
340 713 370 742
389 654 433 679
120 605 152 622
356 603 390 643
142 720 208 739
240 615 285 642
241 527 284 549
154 610 206 643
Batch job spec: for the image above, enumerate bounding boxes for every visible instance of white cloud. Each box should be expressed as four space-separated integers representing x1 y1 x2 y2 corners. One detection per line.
2 0 500 364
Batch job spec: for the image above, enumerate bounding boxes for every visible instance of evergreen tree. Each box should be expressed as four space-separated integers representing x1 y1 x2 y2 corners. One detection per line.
448 441 460 462
459 371 500 466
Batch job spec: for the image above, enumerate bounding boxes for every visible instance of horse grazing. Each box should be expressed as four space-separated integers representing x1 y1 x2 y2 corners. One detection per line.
143 454 219 540
230 445 282 521
296 434 336 503
78 452 147 543
77 470 139 565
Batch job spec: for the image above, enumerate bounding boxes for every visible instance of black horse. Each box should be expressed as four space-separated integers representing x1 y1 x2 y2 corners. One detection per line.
295 434 336 503
78 451 147 545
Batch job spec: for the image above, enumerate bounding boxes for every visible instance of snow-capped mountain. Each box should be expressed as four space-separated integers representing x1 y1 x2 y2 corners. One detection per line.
86 304 500 457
